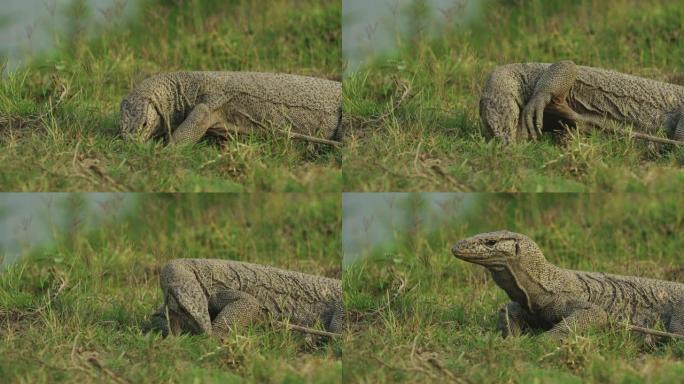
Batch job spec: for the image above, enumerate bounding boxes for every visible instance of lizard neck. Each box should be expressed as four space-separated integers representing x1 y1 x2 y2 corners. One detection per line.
143 73 200 134
489 252 568 313
170 74 201 122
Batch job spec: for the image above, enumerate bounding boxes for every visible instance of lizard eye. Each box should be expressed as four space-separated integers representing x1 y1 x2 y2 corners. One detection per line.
484 239 496 247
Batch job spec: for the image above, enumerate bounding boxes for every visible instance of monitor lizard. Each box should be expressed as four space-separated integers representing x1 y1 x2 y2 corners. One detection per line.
479 61 684 145
147 259 344 340
452 230 684 339
120 72 342 146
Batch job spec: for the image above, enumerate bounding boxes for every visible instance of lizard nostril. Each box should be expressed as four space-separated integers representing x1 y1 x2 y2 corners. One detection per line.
451 241 465 255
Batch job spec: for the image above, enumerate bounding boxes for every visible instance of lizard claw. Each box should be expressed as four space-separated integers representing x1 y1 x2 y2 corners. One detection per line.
522 95 549 141
535 109 544 137
522 104 538 141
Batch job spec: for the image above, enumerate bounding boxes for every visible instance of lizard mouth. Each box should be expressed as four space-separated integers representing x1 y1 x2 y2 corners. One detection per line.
451 242 485 262
138 121 167 143
451 241 505 267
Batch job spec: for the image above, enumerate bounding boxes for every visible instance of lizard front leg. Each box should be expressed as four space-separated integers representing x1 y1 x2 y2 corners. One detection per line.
145 305 170 336
522 60 579 140
170 103 216 145
208 290 263 340
479 66 526 143
672 109 684 142
543 300 609 339
666 298 684 335
323 301 345 334
498 301 536 337
160 260 213 336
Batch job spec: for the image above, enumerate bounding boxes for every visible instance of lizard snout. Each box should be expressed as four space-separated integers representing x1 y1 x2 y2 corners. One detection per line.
451 240 467 257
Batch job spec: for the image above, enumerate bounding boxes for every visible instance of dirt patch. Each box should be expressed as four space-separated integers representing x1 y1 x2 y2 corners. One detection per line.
0 308 41 335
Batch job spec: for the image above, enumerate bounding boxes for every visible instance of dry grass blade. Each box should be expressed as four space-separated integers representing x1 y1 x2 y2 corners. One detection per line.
71 142 128 191
356 78 415 129
235 110 342 147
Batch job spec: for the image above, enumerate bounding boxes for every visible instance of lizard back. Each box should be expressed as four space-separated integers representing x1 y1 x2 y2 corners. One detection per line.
182 71 341 139
174 259 342 325
568 269 684 325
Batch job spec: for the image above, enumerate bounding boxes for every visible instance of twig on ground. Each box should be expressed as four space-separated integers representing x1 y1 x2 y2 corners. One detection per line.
547 103 684 146
275 322 342 338
577 124 684 146
628 325 684 340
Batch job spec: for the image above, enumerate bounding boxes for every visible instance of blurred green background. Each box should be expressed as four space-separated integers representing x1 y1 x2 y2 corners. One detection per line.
0 0 139 71
0 193 136 266
343 0 483 74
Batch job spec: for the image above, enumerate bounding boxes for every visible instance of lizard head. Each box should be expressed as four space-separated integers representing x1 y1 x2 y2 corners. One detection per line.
120 96 163 142
452 230 551 310
451 230 546 271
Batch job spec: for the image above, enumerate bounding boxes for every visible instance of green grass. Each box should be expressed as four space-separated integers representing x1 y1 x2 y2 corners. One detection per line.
0 193 342 383
344 193 684 383
0 0 341 192
343 0 684 192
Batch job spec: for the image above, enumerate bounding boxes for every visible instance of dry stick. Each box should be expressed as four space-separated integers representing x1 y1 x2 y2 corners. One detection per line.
547 102 684 146
579 124 684 146
280 131 343 147
236 110 342 147
628 325 684 341
281 111 344 147
277 322 342 338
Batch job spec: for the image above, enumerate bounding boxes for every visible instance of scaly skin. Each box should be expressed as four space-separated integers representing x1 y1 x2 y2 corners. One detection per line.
452 231 684 339
120 72 342 145
479 61 684 143
150 259 343 339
